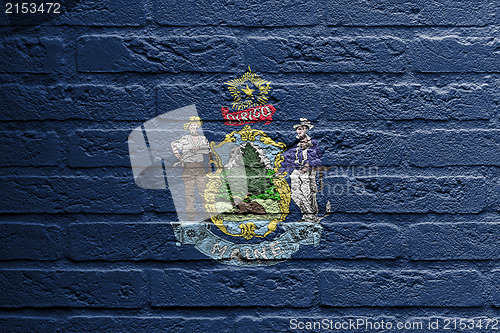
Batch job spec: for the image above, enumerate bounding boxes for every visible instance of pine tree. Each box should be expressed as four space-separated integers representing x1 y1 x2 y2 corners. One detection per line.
241 143 274 197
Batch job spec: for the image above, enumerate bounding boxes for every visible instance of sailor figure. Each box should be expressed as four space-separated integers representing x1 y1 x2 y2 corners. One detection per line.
279 118 322 222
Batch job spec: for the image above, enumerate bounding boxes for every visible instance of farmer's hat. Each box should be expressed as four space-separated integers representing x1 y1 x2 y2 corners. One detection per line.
183 116 203 130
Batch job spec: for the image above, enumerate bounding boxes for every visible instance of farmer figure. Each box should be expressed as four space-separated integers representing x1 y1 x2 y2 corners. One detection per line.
171 116 211 221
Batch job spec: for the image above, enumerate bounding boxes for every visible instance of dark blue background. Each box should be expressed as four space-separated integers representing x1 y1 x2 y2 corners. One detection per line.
1 0 500 331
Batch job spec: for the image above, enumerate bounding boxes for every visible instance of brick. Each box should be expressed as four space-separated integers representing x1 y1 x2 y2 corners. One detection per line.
320 270 484 307
322 176 487 213
138 127 403 169
490 270 500 307
155 0 320 26
410 37 500 73
0 131 61 166
151 269 314 307
157 83 327 122
0 223 64 260
150 186 178 213
406 223 500 260
265 83 322 121
154 175 489 214
322 83 493 121
0 38 63 73
157 84 231 122
0 177 146 214
409 130 500 167
157 83 493 121
0 270 146 308
327 0 491 26
0 10 7 26
69 223 206 261
307 223 401 259
0 317 59 333
496 184 500 212
65 316 232 333
0 0 146 26
320 130 404 166
69 222 399 261
77 36 243 73
0 84 148 121
235 317 284 333
246 37 406 73
57 0 146 26
69 130 130 167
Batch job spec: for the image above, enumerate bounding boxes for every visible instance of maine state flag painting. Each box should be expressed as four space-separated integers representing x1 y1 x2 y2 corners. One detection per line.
0 0 498 331
129 69 326 266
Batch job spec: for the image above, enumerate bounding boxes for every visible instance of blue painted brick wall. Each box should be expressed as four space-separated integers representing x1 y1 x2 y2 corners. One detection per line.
1 0 500 331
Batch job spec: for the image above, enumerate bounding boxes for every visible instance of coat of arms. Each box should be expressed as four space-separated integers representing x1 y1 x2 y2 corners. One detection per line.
128 68 325 266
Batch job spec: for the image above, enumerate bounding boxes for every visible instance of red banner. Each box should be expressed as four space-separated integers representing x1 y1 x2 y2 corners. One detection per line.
221 105 276 126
